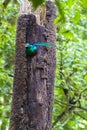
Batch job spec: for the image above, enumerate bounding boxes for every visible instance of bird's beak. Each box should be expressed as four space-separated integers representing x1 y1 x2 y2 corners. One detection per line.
23 44 27 48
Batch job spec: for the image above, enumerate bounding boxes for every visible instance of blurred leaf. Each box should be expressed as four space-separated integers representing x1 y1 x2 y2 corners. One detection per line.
80 0 87 9
28 0 45 9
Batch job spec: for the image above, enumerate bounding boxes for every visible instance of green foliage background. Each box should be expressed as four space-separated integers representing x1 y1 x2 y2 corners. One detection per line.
0 1 19 129
0 0 87 130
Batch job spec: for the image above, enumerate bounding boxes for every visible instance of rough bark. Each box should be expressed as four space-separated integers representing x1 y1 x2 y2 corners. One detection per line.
9 1 56 130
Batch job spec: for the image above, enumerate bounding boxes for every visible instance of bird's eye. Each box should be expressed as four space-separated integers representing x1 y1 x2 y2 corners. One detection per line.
25 46 28 48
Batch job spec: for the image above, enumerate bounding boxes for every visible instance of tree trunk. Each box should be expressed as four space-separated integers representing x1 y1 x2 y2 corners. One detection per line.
9 1 56 130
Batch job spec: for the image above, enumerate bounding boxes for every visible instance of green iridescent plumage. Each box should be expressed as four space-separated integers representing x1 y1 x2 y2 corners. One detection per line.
33 42 56 47
25 42 56 58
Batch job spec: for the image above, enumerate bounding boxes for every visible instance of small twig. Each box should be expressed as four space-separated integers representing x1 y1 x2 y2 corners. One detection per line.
74 112 87 121
74 87 87 104
74 106 87 112
54 99 67 106
52 108 67 128
80 87 87 96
